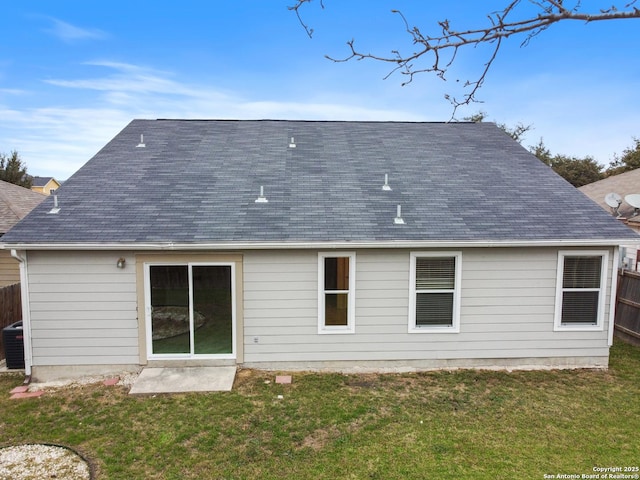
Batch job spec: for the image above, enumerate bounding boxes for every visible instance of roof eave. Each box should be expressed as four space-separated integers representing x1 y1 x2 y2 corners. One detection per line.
2 238 639 251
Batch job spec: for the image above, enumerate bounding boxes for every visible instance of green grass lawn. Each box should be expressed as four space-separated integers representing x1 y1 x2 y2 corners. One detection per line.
2 341 639 479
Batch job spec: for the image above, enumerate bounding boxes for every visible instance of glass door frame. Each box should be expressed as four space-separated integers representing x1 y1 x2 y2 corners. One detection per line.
143 261 236 360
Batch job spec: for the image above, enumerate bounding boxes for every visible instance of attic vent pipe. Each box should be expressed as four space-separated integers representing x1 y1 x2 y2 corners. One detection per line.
48 193 61 214
394 204 405 225
382 174 392 191
136 134 146 148
255 186 268 203
289 137 296 148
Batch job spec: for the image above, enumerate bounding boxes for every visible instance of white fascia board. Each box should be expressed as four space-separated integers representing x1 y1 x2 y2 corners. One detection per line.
0 239 633 251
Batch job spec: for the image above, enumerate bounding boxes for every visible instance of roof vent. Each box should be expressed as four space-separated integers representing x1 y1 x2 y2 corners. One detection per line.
255 186 268 203
382 173 392 191
289 137 296 148
47 193 61 214
136 134 146 148
394 204 405 225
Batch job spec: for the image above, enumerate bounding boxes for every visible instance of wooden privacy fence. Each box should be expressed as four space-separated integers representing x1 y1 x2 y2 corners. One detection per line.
615 269 640 346
0 282 22 359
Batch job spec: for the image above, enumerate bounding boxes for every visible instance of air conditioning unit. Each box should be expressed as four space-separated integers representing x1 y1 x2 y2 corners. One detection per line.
2 321 25 369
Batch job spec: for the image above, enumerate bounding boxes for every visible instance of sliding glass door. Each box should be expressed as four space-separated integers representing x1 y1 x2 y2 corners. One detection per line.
146 263 235 359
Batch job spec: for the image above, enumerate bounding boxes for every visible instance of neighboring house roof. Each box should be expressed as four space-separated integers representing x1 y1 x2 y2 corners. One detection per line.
30 176 61 196
578 168 640 228
2 119 637 246
31 176 60 188
0 180 46 234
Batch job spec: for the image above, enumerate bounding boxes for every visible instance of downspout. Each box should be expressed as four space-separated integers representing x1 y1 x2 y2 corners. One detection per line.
10 249 32 380
607 247 621 347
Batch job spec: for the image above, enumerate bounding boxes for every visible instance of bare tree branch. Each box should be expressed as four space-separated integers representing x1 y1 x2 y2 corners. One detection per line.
288 0 324 38
290 0 640 118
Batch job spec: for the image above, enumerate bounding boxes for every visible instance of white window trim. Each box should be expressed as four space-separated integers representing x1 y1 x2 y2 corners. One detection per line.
143 261 237 360
554 250 608 332
408 251 462 333
318 252 356 334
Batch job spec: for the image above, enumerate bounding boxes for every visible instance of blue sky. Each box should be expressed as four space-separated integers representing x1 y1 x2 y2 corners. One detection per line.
1 1 639 180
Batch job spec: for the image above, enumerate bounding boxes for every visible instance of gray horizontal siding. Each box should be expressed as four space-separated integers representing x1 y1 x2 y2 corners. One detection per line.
24 246 615 370
27 251 138 366
243 247 614 365
31 328 138 339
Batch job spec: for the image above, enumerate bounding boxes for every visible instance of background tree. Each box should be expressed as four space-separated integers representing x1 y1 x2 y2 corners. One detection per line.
291 1 640 115
464 111 531 143
465 114 604 186
547 155 603 187
529 139 603 187
605 138 640 176
0 151 32 188
530 138 552 166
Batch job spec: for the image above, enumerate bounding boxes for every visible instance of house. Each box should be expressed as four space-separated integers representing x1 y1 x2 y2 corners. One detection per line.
0 180 45 286
1 119 638 382
578 169 640 270
30 176 61 196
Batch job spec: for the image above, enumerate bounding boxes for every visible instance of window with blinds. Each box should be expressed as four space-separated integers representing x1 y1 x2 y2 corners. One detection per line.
555 251 607 331
561 256 602 325
410 253 461 332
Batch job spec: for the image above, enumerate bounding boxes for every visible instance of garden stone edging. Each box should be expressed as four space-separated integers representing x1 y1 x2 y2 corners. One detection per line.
0 443 93 480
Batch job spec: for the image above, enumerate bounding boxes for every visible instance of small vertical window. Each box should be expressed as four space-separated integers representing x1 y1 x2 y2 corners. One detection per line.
409 252 461 333
318 253 355 334
555 251 608 331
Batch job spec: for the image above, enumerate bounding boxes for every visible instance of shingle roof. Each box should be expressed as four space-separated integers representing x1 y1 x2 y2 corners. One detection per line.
579 168 640 227
0 180 46 234
2 119 637 245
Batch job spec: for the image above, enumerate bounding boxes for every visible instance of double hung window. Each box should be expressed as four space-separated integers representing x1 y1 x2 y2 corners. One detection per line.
318 252 356 334
409 252 461 333
555 251 608 330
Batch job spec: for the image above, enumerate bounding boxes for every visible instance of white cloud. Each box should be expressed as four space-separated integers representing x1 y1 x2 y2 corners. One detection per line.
0 106 131 179
5 58 638 180
0 88 28 96
0 61 427 179
46 61 200 96
45 18 106 43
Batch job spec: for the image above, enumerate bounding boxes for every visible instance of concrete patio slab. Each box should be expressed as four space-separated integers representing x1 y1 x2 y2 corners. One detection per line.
129 366 236 395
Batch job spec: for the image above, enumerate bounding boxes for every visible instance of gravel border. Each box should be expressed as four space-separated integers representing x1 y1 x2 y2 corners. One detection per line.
0 444 92 480
1 372 142 478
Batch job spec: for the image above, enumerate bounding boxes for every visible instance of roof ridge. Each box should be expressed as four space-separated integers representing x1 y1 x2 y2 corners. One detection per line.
149 118 478 124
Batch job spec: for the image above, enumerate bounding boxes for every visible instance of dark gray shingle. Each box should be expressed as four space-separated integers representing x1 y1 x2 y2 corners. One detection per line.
2 119 637 244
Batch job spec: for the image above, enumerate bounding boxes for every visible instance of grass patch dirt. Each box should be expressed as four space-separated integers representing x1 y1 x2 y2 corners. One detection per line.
1 341 639 479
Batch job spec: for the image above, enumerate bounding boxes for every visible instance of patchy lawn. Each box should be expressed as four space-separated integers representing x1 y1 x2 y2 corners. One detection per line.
1 342 639 479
